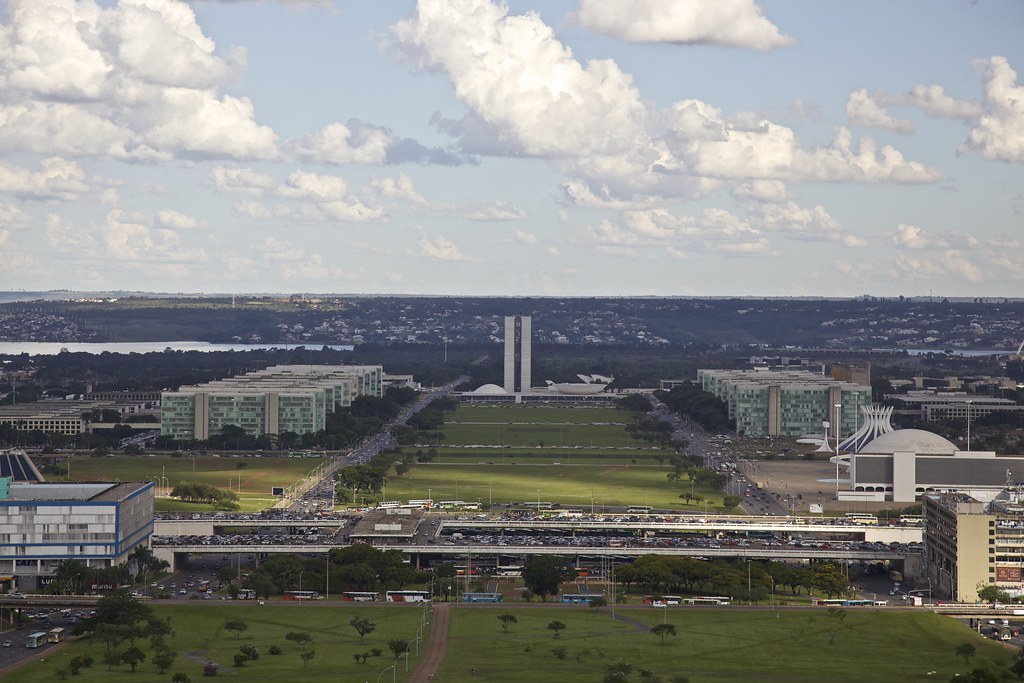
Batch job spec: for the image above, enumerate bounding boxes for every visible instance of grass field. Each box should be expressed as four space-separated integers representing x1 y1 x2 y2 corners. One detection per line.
48 455 324 512
383 463 726 511
439 606 1011 682
441 405 647 449
386 403 715 510
5 603 428 683
450 405 632 424
8 605 1010 683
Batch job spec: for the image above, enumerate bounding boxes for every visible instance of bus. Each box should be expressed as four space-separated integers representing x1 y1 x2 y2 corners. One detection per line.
815 599 846 607
462 592 503 603
386 590 431 603
561 593 604 604
684 596 732 606
376 501 401 509
898 515 924 526
455 566 480 576
237 588 256 600
406 499 433 509
626 505 653 514
342 591 380 602
841 599 873 606
47 627 65 643
522 501 554 510
496 565 523 577
283 590 321 601
843 513 879 524
25 632 48 648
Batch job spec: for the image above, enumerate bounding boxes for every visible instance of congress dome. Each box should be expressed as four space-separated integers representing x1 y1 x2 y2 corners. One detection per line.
471 383 508 395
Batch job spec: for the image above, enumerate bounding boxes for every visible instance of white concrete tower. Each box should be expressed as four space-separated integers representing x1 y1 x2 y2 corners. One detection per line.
519 315 532 392
503 316 516 393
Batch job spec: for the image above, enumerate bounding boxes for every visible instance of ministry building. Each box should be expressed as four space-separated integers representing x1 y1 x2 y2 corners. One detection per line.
160 364 382 441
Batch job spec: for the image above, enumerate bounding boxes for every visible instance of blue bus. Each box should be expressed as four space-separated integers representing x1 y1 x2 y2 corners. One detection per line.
462 592 503 603
561 593 603 604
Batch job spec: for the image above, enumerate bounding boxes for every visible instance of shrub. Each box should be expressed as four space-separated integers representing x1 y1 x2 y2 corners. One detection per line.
268 645 282 656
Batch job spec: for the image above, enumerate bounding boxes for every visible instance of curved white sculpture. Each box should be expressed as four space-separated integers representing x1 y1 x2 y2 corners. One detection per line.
839 404 895 453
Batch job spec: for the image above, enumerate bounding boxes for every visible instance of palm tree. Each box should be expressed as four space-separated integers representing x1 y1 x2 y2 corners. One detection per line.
54 559 86 595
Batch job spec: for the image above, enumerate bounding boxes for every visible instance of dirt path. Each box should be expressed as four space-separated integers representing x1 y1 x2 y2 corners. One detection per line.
408 603 451 683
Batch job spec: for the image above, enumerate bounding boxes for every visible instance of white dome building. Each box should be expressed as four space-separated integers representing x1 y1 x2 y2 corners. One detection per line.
471 383 509 395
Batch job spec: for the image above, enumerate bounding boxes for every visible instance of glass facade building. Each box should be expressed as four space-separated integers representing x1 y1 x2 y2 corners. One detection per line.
698 368 871 437
160 364 382 441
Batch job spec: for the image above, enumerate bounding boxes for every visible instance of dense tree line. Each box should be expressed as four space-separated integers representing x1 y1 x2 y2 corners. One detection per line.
239 544 418 597
170 481 239 509
656 382 730 432
615 557 850 602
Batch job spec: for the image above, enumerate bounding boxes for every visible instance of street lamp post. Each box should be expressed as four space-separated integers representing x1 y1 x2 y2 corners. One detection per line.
298 571 304 594
834 403 843 499
966 400 973 452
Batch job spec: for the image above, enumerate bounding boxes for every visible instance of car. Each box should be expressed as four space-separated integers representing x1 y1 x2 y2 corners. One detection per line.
3 640 12 647
178 589 187 595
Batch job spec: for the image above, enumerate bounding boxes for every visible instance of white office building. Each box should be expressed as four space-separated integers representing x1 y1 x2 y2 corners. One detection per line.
0 478 154 590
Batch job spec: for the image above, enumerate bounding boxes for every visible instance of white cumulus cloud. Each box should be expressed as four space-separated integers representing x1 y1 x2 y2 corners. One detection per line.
846 89 915 133
963 56 1024 162
469 200 527 221
575 0 794 51
412 232 471 262
0 0 277 161
291 121 392 166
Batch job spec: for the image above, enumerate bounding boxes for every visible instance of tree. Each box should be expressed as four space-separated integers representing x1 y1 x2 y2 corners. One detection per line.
547 620 567 638
233 653 248 667
300 650 316 667
103 651 121 671
349 616 376 641
551 646 567 659
152 650 177 673
955 641 977 665
121 646 146 672
224 619 249 638
651 623 677 646
285 631 314 645
523 556 577 601
388 639 410 659
589 596 608 609
722 495 742 509
976 584 1011 605
172 673 191 683
497 614 518 633
809 563 849 598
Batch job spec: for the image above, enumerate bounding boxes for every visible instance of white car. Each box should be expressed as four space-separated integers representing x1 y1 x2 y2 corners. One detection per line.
651 601 667 608
3 640 12 647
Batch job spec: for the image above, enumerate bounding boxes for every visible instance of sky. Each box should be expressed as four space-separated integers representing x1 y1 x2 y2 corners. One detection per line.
1 0 1023 298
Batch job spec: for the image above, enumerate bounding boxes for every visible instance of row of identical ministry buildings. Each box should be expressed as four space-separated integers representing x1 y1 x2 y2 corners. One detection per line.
697 367 872 439
160 364 383 440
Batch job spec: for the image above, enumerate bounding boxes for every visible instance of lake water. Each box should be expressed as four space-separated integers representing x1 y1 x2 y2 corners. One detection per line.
0 341 354 356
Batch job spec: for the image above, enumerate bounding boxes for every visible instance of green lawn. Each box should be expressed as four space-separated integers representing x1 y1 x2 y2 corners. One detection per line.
450 405 632 424
6 603 429 683
427 448 671 465
386 404 698 509
49 455 324 512
382 463 726 511
440 404 645 449
439 606 1012 682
